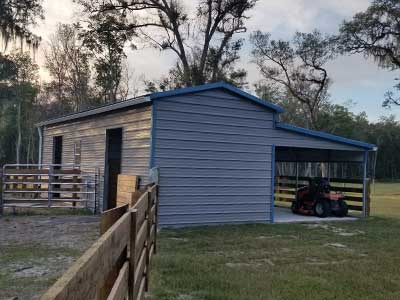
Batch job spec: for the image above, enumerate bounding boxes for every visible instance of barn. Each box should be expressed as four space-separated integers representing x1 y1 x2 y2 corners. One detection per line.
36 82 376 226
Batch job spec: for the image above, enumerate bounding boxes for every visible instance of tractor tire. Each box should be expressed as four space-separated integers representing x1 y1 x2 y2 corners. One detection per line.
291 201 298 214
314 199 331 218
334 200 348 217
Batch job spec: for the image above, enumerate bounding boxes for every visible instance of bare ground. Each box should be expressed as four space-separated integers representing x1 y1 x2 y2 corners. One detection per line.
0 214 99 300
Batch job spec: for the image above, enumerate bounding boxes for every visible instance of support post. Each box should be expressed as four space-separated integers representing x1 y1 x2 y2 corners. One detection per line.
37 126 43 168
362 151 368 218
366 179 371 217
327 162 331 180
48 166 53 208
0 167 4 215
145 191 151 292
270 145 276 223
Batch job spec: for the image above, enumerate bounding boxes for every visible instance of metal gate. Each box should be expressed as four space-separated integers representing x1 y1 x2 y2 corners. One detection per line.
0 164 99 214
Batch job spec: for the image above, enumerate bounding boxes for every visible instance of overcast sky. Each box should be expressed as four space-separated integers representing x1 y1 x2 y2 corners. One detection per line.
33 0 399 121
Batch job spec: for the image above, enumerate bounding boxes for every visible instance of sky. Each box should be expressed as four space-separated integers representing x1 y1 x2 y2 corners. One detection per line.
32 0 400 122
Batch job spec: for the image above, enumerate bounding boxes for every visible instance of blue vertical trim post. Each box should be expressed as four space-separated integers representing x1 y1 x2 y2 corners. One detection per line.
362 150 368 218
149 100 157 168
270 145 276 223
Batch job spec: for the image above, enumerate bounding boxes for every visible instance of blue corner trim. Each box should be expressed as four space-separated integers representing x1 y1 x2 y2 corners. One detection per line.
149 100 157 168
270 145 276 223
276 122 376 150
149 81 284 113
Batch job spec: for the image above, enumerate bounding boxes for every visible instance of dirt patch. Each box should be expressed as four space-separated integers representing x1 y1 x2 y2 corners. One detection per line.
304 257 348 266
305 223 365 237
167 237 188 242
0 214 99 300
324 243 348 249
226 257 275 268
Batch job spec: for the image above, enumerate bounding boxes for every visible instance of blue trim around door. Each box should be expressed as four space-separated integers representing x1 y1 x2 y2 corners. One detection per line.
271 145 276 223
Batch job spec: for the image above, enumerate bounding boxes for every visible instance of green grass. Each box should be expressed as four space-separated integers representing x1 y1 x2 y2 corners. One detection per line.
371 182 400 217
150 182 400 300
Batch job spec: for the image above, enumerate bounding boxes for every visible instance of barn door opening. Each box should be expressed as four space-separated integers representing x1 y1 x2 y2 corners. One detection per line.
52 136 63 198
103 128 123 210
52 136 63 166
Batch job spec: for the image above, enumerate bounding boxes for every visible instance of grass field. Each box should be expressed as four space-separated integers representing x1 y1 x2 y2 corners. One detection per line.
371 182 400 217
150 182 400 300
0 183 398 299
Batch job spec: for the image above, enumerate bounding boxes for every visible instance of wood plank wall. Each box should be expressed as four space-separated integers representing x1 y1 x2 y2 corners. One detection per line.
41 105 152 212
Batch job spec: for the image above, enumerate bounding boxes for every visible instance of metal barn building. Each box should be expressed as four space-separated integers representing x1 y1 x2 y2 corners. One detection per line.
37 82 376 226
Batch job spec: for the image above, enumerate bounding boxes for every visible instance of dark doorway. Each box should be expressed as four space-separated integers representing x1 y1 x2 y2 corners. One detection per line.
52 136 63 198
52 136 63 165
103 128 123 210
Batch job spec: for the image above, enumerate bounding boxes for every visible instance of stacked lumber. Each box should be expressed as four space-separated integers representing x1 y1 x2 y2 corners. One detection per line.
116 175 142 207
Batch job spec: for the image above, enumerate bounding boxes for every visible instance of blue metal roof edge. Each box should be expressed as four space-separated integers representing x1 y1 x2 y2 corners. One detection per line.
276 122 376 150
149 81 284 113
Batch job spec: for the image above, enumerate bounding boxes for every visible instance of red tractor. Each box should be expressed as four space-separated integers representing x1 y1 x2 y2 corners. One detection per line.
291 178 348 218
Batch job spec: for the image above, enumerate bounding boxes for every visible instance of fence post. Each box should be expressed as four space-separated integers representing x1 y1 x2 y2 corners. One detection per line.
366 179 371 217
129 209 137 300
0 168 3 215
145 191 151 292
154 185 159 255
94 168 100 214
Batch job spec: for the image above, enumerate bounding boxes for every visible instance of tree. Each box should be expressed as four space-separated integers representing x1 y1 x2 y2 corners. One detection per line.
82 13 135 103
254 81 310 127
77 0 256 87
251 30 336 129
44 23 94 113
338 0 400 107
370 116 400 179
0 52 40 164
0 0 43 50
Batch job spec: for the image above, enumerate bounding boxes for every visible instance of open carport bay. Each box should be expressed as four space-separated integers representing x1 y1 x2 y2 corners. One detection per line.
274 206 358 223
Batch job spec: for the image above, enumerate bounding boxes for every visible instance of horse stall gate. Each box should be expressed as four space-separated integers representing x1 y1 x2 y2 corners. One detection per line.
0 164 99 213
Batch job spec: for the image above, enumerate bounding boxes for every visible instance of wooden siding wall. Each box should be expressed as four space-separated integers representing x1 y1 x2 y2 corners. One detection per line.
42 105 152 211
153 89 274 226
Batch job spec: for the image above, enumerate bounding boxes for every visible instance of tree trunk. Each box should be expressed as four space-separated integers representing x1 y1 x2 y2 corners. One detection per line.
26 131 31 164
16 102 22 165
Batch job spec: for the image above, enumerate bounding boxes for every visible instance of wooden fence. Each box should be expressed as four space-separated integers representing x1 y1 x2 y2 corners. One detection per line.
41 184 159 300
274 175 371 216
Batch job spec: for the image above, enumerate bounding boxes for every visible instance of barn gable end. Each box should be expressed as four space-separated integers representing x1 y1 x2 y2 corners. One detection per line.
152 88 275 226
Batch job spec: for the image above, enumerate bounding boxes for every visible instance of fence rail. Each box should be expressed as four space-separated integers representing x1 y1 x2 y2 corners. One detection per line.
41 184 159 300
0 164 99 213
274 175 371 215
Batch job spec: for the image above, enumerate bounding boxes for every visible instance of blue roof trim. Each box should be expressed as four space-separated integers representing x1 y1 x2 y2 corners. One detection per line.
149 81 284 113
276 122 376 150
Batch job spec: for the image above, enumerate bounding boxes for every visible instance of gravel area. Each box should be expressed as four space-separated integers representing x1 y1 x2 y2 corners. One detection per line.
0 214 99 300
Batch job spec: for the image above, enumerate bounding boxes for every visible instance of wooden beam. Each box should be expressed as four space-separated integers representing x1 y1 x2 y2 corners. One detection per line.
100 204 129 235
106 261 129 300
41 213 130 300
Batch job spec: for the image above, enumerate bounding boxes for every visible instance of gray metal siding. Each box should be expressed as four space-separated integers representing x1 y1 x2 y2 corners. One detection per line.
272 127 363 151
42 105 152 211
154 89 274 226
